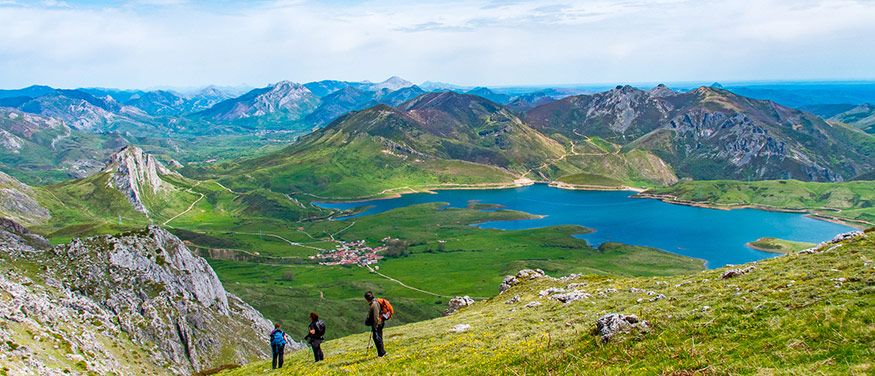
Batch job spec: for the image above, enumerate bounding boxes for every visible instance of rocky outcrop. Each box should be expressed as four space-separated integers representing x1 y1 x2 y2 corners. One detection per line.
105 145 177 214
0 171 50 225
799 231 866 254
0 222 280 375
721 266 756 279
595 313 649 343
444 296 475 316
499 269 546 293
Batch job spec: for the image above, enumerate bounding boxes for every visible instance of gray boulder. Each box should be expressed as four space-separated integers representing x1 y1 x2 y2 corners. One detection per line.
595 313 649 343
444 296 475 316
499 269 546 293
721 266 755 279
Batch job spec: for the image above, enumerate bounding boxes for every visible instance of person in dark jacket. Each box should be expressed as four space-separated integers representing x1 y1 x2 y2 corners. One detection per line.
364 291 386 357
269 323 289 369
304 312 325 362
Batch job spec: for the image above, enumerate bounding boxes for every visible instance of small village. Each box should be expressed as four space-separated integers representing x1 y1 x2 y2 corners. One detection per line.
311 239 386 266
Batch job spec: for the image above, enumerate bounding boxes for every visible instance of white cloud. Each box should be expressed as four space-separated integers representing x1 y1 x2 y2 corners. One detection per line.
0 0 873 89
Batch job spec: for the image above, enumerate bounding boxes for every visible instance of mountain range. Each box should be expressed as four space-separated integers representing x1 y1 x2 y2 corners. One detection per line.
0 78 873 187
526 85 874 181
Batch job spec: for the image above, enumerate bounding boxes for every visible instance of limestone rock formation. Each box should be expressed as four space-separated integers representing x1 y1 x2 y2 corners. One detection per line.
105 145 178 214
0 221 282 375
595 313 649 343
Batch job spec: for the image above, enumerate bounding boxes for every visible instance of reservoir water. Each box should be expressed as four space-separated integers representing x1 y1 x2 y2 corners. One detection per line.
316 184 854 268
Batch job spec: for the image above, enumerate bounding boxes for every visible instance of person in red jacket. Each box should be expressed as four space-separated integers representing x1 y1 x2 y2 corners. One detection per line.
364 291 386 357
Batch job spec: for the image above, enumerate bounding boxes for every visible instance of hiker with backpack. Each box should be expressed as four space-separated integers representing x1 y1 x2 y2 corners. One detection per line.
269 323 290 369
304 312 326 362
363 291 393 357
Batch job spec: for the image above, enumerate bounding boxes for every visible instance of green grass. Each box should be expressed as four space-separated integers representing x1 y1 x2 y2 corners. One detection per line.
556 173 624 187
206 203 703 339
747 237 815 254
645 179 875 226
223 230 875 375
209 135 519 200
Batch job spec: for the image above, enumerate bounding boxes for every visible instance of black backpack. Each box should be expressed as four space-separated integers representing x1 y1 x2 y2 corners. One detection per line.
314 320 326 337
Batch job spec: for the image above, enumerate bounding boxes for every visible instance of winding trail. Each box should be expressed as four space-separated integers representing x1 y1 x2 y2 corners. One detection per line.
329 221 357 240
213 180 237 194
228 230 329 251
163 182 205 227
365 265 457 298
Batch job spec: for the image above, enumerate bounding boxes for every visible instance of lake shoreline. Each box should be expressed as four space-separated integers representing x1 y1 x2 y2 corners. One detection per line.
634 192 870 229
315 181 869 229
313 180 536 204
744 241 786 254
316 179 645 204
317 183 853 268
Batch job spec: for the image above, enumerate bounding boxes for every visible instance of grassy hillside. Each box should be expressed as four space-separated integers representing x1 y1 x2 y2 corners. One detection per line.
643 180 875 226
202 107 525 199
223 229 874 375
191 106 679 200
747 237 815 254
205 203 703 338
546 137 678 188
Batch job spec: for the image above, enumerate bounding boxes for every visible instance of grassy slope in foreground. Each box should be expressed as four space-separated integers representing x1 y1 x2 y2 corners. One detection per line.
206 203 703 339
224 230 874 375
642 179 875 226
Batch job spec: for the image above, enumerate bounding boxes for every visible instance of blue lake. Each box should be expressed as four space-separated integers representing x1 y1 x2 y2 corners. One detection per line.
316 184 854 268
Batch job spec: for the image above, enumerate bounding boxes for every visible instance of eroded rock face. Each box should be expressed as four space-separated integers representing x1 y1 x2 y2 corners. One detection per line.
0 222 280 375
595 313 649 343
0 172 51 226
106 145 178 214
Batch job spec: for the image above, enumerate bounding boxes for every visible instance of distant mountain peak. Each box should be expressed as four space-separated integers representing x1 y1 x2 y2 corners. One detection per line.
269 80 307 92
648 84 677 98
371 76 414 91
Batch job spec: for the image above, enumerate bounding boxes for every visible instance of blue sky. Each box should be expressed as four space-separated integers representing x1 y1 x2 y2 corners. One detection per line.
1 0 874 89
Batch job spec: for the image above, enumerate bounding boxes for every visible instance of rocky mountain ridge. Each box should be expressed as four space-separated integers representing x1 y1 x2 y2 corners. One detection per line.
526 85 875 181
828 103 875 133
0 220 283 375
195 81 320 124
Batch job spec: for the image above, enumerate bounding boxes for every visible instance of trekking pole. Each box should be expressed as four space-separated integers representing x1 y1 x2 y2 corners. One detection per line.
365 334 372 355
